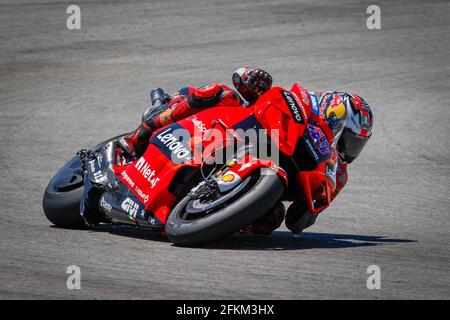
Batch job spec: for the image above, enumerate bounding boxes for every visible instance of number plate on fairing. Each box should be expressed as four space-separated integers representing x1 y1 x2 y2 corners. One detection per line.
303 124 331 164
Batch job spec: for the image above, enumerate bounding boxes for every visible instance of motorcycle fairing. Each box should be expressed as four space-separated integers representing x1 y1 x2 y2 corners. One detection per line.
117 143 181 224
253 86 309 157
99 184 148 226
303 123 332 164
220 154 289 190
149 123 193 164
295 147 338 215
86 142 115 186
118 106 256 223
116 86 338 225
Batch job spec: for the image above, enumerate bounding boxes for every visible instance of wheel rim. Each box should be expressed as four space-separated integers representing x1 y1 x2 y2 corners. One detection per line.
180 174 257 221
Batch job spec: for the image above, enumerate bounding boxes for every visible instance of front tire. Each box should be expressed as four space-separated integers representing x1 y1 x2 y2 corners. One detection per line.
166 167 285 246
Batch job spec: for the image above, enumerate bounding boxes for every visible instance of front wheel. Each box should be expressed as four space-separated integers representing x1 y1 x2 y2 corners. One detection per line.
165 167 285 246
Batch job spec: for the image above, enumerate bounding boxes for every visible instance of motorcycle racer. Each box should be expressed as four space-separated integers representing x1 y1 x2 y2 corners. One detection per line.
241 89 373 235
117 68 373 236
284 91 374 233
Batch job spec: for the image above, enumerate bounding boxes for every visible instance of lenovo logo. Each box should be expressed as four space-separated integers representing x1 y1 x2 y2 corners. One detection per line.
156 127 191 161
281 90 304 124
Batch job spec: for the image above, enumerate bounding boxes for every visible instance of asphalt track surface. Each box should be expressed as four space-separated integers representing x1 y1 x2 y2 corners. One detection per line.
1 0 449 300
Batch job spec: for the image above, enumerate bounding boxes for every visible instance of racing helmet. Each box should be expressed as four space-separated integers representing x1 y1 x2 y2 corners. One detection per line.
232 67 272 104
338 93 374 163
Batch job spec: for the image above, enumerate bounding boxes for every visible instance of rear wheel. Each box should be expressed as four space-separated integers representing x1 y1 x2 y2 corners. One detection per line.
165 167 285 246
43 156 86 228
42 134 125 228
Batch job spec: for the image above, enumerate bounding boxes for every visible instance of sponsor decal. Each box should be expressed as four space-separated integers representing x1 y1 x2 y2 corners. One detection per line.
281 90 304 124
99 196 112 213
319 92 334 118
190 115 207 133
121 171 135 188
96 153 103 166
121 197 139 220
221 173 235 183
310 92 320 116
325 95 346 121
217 172 241 193
135 185 149 203
139 209 146 220
325 163 337 186
88 160 96 172
307 125 330 155
93 171 103 181
238 162 253 172
148 217 158 226
305 138 319 161
291 91 308 120
154 126 191 162
134 157 160 189
88 159 103 181
291 84 311 108
299 88 310 108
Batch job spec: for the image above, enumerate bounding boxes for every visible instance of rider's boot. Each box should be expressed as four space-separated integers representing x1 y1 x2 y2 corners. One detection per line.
118 88 172 160
149 87 171 108
285 200 318 234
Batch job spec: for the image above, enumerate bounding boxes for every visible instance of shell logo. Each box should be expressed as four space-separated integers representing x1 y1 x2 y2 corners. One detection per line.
221 173 235 183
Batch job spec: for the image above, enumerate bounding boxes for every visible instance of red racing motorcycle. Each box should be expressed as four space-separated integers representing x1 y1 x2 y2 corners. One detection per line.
43 85 338 246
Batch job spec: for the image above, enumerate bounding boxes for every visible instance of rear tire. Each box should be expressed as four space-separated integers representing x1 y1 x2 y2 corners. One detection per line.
43 156 85 228
42 135 125 228
43 186 85 228
166 167 285 246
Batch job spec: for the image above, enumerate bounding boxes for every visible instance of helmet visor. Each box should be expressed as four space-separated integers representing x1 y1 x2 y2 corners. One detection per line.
338 128 369 163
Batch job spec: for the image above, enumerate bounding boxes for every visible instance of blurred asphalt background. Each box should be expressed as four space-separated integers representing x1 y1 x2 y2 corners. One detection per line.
0 0 449 299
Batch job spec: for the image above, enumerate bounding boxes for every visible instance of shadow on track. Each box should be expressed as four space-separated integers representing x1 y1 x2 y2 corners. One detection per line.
94 224 170 242
56 224 416 250
50 224 169 242
200 231 417 251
